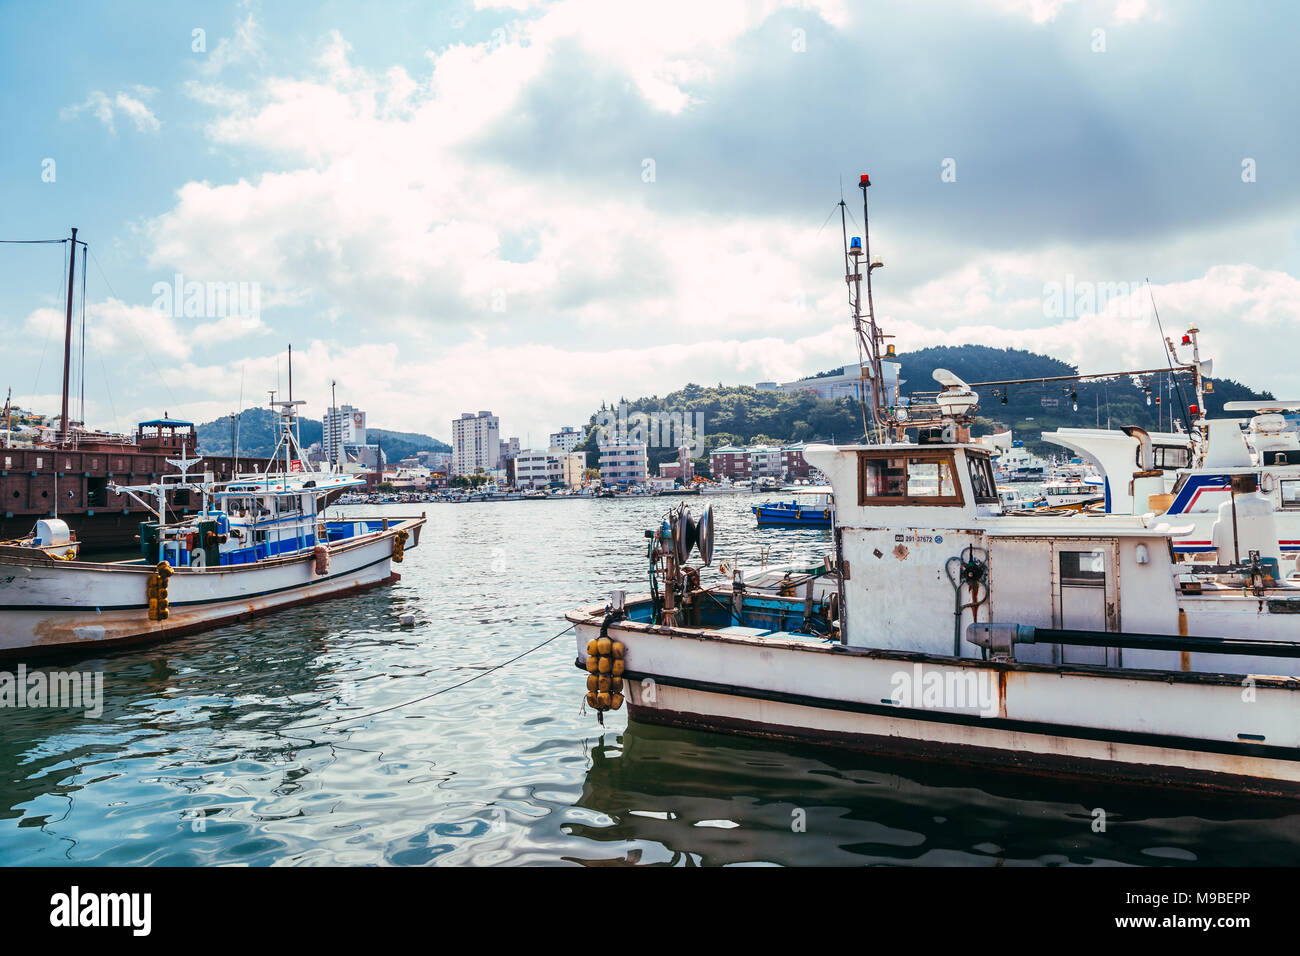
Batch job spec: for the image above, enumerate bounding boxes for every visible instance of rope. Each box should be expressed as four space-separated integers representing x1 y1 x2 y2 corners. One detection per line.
280 622 577 732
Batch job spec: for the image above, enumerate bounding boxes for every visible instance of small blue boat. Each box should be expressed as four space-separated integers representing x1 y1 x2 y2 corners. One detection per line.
752 489 834 527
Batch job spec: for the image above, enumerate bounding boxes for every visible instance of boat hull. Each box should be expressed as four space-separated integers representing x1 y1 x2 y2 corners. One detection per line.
0 517 423 659
752 507 833 527
569 606 1300 798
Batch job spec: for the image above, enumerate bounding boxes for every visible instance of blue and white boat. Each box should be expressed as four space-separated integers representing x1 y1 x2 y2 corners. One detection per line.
0 399 424 659
752 488 834 527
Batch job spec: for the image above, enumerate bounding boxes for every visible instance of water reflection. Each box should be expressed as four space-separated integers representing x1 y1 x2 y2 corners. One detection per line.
570 722 1300 867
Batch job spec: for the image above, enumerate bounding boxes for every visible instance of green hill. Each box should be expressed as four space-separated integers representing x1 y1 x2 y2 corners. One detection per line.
892 345 1271 453
577 384 864 471
579 344 1274 468
195 408 449 460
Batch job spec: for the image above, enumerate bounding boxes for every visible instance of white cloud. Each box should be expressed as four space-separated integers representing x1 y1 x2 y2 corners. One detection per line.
60 87 160 135
199 9 263 75
129 2 1295 444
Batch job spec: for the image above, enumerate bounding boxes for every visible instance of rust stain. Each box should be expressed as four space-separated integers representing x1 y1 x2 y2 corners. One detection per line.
892 544 910 560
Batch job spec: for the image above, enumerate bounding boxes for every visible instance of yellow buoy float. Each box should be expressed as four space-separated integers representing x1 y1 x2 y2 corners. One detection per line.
584 637 627 713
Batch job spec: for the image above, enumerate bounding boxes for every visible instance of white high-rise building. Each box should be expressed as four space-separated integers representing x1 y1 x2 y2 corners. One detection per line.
549 426 583 453
452 411 501 475
323 404 367 464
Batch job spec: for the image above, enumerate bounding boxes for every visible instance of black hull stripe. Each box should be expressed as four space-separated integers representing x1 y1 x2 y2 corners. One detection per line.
0 554 393 612
622 669 1300 763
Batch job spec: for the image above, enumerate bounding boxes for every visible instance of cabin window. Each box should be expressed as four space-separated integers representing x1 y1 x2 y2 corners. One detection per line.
1059 549 1106 586
1281 480 1300 511
1147 445 1190 471
857 451 965 506
966 454 998 503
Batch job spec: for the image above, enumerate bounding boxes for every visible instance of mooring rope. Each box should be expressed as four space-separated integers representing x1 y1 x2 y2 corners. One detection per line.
279 622 577 733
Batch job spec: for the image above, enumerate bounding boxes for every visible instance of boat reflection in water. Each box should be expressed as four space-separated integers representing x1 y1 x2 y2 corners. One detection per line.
567 722 1300 867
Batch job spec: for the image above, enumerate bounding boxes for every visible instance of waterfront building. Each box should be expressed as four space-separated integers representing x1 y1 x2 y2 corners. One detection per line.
709 445 751 479
658 446 694 482
452 411 500 475
747 444 783 478
514 448 554 489
598 441 648 487
782 442 812 479
559 452 586 489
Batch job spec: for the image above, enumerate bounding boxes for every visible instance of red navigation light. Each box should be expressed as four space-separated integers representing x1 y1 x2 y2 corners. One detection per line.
1189 404 1200 416
860 173 871 187
1181 334 1191 345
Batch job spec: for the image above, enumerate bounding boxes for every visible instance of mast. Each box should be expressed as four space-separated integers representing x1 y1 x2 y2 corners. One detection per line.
59 227 78 444
839 198 869 440
843 175 887 442
859 175 888 440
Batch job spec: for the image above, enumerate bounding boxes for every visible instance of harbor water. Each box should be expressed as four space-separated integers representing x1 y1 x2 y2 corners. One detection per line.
1 496 1297 866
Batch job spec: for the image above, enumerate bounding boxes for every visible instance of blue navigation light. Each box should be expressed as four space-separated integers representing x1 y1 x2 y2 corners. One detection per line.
850 237 862 249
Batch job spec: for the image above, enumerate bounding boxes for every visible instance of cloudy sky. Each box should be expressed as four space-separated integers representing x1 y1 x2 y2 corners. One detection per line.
2 0 1297 445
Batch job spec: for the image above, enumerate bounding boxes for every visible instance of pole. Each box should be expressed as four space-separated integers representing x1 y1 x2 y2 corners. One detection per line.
859 176 886 441
59 228 78 443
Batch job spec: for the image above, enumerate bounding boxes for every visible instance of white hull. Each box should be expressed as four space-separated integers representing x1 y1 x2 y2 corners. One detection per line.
570 606 1300 797
0 517 423 658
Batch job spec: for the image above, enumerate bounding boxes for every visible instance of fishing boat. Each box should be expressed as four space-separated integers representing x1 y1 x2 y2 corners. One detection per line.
752 488 835 527
0 399 424 659
566 174 1300 797
1043 397 1300 563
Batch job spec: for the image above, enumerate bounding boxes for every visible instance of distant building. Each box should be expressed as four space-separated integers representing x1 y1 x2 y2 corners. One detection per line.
512 447 585 489
658 446 694 482
549 426 583 453
782 442 812 479
499 436 521 461
710 445 751 480
417 450 452 472
323 404 367 464
559 452 585 489
452 411 500 475
748 444 783 478
767 361 901 406
514 449 553 489
598 441 648 487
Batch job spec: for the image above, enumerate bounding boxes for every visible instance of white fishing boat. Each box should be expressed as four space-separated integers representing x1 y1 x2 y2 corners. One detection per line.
0 399 424 659
566 175 1300 797
1043 396 1300 564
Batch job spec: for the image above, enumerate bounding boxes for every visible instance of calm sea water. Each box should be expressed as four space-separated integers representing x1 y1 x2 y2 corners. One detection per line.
2 496 1297 866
